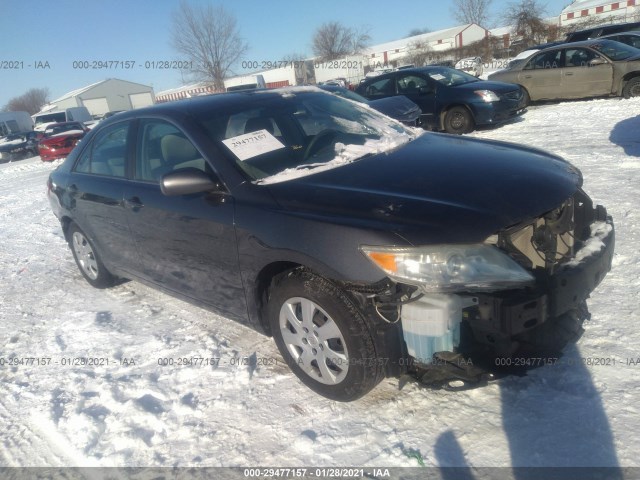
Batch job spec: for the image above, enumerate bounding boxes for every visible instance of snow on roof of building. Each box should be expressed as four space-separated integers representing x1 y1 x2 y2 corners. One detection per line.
50 80 107 103
364 24 481 54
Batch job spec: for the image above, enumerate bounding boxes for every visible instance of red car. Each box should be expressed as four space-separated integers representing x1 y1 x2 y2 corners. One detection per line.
38 122 88 161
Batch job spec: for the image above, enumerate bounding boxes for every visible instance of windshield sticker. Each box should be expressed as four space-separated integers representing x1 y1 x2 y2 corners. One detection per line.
222 129 285 161
429 74 446 81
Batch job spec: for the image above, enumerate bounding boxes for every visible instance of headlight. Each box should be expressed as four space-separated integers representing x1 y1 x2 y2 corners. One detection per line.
360 244 534 292
474 90 500 102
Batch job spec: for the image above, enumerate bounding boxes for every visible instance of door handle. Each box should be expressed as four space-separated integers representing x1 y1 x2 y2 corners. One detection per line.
565 72 574 76
124 196 144 210
524 75 532 79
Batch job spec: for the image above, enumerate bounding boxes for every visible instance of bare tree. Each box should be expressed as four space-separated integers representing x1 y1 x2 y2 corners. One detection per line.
312 22 370 61
171 1 249 92
451 0 493 27
406 27 431 38
503 0 549 48
404 40 433 67
4 88 50 114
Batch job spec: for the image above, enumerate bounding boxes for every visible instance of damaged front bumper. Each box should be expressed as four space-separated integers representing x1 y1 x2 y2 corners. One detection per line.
365 199 615 389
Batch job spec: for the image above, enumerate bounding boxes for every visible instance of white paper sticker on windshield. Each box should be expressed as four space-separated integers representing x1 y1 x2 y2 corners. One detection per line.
222 129 285 161
429 74 446 81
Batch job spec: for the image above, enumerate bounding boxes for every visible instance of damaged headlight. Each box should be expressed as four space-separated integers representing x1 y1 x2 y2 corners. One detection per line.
360 244 534 293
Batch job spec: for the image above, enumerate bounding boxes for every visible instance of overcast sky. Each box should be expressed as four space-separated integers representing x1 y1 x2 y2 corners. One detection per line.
0 0 574 107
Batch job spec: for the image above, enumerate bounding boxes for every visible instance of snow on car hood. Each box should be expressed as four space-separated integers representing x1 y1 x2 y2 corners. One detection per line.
264 133 582 244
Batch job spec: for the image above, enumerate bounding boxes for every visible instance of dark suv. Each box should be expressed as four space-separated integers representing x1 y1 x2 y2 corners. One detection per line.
565 21 640 42
47 88 614 401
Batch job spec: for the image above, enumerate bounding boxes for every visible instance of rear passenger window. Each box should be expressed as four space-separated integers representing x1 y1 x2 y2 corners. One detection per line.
135 119 211 183
74 122 129 177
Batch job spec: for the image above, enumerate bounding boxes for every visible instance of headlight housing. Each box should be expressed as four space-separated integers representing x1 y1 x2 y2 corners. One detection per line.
361 244 534 293
474 90 500 102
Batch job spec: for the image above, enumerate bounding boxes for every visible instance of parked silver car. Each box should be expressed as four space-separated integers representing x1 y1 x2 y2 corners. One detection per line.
488 39 640 102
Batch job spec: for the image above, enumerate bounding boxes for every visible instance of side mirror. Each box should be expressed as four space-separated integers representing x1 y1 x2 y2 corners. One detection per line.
160 168 223 196
418 85 432 95
589 57 606 66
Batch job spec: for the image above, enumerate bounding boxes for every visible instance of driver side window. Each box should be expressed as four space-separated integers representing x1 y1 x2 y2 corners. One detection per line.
397 74 430 94
135 119 211 183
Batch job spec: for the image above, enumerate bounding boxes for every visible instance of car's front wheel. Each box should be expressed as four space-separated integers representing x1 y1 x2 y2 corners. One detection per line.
267 269 383 401
68 223 115 288
443 106 475 134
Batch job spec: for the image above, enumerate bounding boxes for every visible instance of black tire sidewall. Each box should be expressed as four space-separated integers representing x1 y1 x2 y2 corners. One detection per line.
67 223 114 289
444 107 474 134
267 270 382 401
623 78 640 99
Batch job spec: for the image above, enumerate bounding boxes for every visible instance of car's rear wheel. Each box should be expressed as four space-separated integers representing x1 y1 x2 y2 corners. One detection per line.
267 269 383 401
623 77 640 98
444 106 475 134
68 223 115 288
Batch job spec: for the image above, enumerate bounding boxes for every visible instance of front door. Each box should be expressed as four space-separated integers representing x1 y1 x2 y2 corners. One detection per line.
561 47 613 98
124 118 247 321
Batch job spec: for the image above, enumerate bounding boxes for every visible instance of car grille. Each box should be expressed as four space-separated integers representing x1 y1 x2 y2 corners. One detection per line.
502 90 523 102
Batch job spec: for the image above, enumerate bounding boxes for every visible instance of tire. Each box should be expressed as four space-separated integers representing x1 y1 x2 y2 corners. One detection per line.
267 269 383 401
623 77 640 99
522 88 531 107
443 106 475 134
67 223 115 288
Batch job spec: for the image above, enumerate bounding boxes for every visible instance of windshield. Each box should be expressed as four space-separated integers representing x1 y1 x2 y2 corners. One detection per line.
590 39 640 61
426 67 478 86
194 88 419 184
34 112 66 126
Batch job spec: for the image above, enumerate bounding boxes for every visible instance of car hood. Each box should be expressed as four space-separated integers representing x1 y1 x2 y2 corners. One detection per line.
368 96 422 123
265 133 581 245
452 80 520 94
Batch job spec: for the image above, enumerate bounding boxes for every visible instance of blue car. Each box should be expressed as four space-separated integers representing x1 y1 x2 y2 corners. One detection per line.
355 66 527 134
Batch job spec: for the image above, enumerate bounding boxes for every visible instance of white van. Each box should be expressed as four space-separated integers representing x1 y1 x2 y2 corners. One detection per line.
0 111 34 137
32 107 93 131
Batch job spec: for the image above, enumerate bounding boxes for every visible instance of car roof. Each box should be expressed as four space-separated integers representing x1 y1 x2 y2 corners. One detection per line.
529 38 627 52
45 121 84 128
600 31 640 38
360 65 456 82
102 88 325 125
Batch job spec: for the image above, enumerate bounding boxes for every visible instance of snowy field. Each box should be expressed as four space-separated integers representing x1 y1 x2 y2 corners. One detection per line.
0 97 639 470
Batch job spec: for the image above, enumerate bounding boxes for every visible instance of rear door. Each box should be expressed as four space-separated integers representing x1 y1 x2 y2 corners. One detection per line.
519 49 563 100
124 117 247 320
69 120 139 272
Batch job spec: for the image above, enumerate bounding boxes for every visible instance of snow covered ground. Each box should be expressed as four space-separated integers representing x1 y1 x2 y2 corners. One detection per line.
1 97 639 469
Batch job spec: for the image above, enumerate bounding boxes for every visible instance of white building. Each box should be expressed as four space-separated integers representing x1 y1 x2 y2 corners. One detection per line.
364 23 490 68
560 0 640 25
46 79 155 117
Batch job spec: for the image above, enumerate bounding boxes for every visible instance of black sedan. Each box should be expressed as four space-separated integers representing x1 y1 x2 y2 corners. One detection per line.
48 88 613 401
0 131 40 163
355 66 527 134
318 85 422 126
